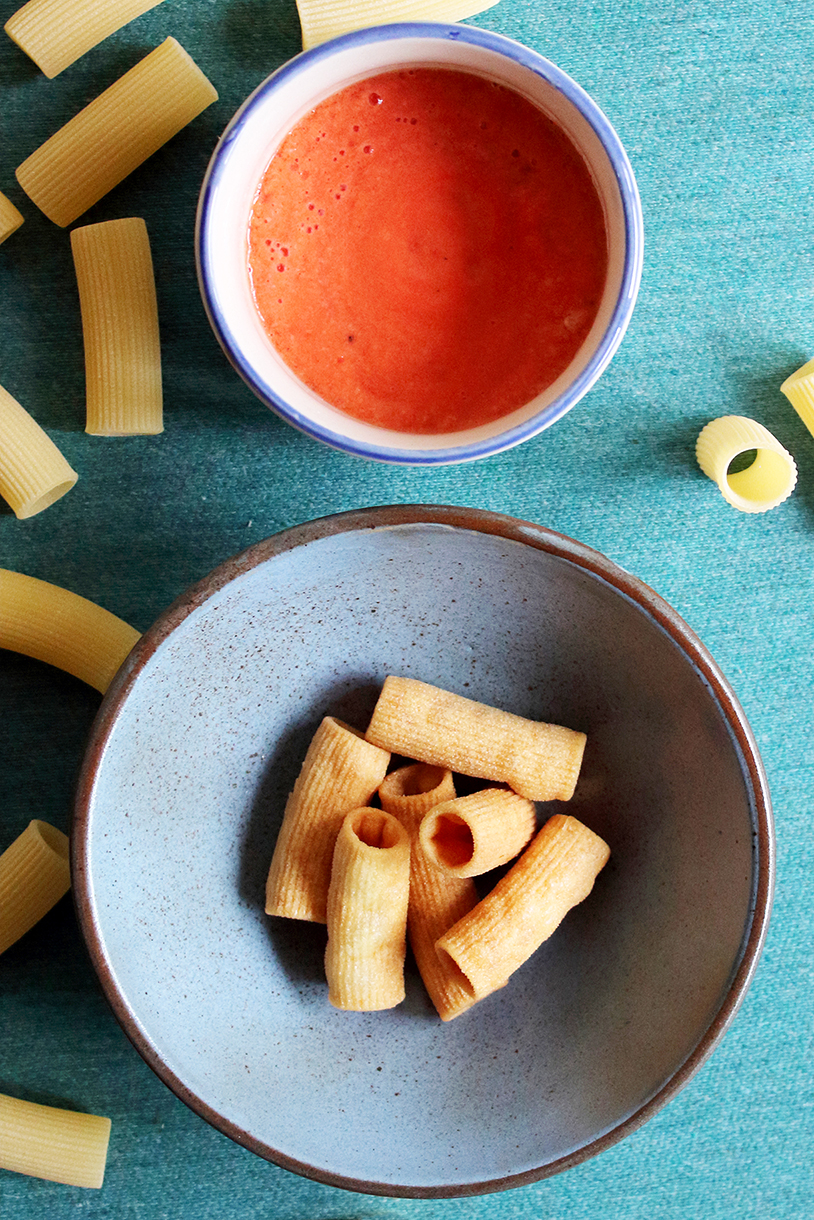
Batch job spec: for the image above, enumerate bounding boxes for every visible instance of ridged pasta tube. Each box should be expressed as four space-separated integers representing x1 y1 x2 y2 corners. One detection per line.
418 788 536 879
0 190 24 243
0 383 77 518
0 1093 111 1187
695 415 796 513
5 0 166 79
296 0 497 51
781 357 814 438
0 820 70 956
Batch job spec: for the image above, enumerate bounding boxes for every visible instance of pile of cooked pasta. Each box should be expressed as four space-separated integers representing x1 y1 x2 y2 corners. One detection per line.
265 675 610 1020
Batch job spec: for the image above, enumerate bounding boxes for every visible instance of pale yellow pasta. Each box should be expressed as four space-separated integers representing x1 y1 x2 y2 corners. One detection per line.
5 0 166 78
265 717 390 923
379 762 478 1021
0 383 77 518
297 0 498 51
436 814 610 1009
0 190 24 243
325 807 410 1010
366 676 586 802
418 788 536 879
780 357 814 438
16 38 218 227
0 568 140 693
0 1093 111 1188
71 218 162 436
695 415 796 513
0 820 70 956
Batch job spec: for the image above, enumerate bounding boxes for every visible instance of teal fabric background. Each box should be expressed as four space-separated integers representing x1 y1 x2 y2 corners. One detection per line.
1 0 812 1215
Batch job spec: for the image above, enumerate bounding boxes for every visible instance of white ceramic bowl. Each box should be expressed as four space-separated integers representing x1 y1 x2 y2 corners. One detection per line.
196 24 643 464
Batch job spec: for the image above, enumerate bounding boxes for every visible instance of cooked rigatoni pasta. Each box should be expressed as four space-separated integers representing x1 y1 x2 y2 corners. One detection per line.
418 788 536 879
325 807 410 1010
265 717 390 923
5 0 166 78
0 383 77 518
366 676 586 802
695 415 796 513
296 0 497 51
0 568 140 693
379 762 479 1021
71 218 162 435
436 814 610 1008
781 357 814 439
0 190 24 243
0 820 70 956
16 38 218 227
0 1093 111 1188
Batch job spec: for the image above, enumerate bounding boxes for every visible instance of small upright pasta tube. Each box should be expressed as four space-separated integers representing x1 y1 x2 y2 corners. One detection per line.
418 788 536 879
265 717 390 923
0 1093 111 1188
436 814 610 1009
16 38 218 227
71 218 162 435
0 190 24 243
5 0 166 79
0 383 77 518
379 763 479 1021
695 415 796 513
366 676 586 802
296 0 497 51
325 807 410 1011
0 568 140 693
0 821 70 956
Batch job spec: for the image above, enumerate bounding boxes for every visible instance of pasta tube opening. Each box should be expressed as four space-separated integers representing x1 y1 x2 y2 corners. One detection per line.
418 788 537 878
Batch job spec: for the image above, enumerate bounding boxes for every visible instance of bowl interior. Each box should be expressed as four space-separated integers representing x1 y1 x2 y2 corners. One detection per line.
197 26 642 462
74 510 770 1196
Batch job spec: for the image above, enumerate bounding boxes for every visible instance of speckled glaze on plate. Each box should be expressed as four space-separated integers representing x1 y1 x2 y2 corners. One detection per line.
72 506 773 1197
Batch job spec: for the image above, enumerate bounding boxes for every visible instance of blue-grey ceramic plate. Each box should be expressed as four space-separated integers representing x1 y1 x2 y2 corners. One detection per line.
72 506 773 1197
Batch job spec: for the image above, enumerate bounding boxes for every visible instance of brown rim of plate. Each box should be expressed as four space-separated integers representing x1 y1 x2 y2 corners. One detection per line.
71 504 775 1198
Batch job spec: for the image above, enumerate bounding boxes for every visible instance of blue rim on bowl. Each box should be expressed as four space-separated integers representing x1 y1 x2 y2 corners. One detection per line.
196 25 644 465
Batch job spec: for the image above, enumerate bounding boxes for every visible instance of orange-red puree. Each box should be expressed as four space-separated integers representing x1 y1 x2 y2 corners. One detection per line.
248 68 608 434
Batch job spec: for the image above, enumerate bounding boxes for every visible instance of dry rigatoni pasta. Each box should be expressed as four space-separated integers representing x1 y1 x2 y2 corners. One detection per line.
378 762 479 1021
418 788 536 879
71 218 162 435
265 717 390 923
325 807 410 1010
366 676 586 802
296 0 497 52
0 568 140 693
436 814 610 1008
695 415 796 513
781 357 814 438
0 383 77 518
0 820 70 956
5 0 166 78
0 1093 111 1188
0 190 24 243
16 37 217 227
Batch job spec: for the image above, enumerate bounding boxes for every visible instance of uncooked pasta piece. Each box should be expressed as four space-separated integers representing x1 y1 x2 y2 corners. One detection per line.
4 0 165 78
296 0 497 51
0 1093 111 1187
419 788 536 879
695 415 796 513
0 383 77 518
16 37 217 227
436 814 610 1009
0 821 70 956
0 568 140 693
325 807 410 1010
265 717 390 923
379 762 479 1020
780 357 814 438
0 190 24 243
71 218 162 435
366 676 586 802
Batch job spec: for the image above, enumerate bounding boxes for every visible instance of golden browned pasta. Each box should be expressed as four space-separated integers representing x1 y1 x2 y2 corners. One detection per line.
379 762 479 1021
0 820 70 956
418 788 536 879
265 717 390 923
5 0 166 78
0 568 140 693
366 676 586 802
71 218 162 435
296 0 497 51
695 415 796 513
0 383 77 518
0 1093 111 1187
436 814 610 1010
325 807 410 1010
16 38 217 227
0 190 24 243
